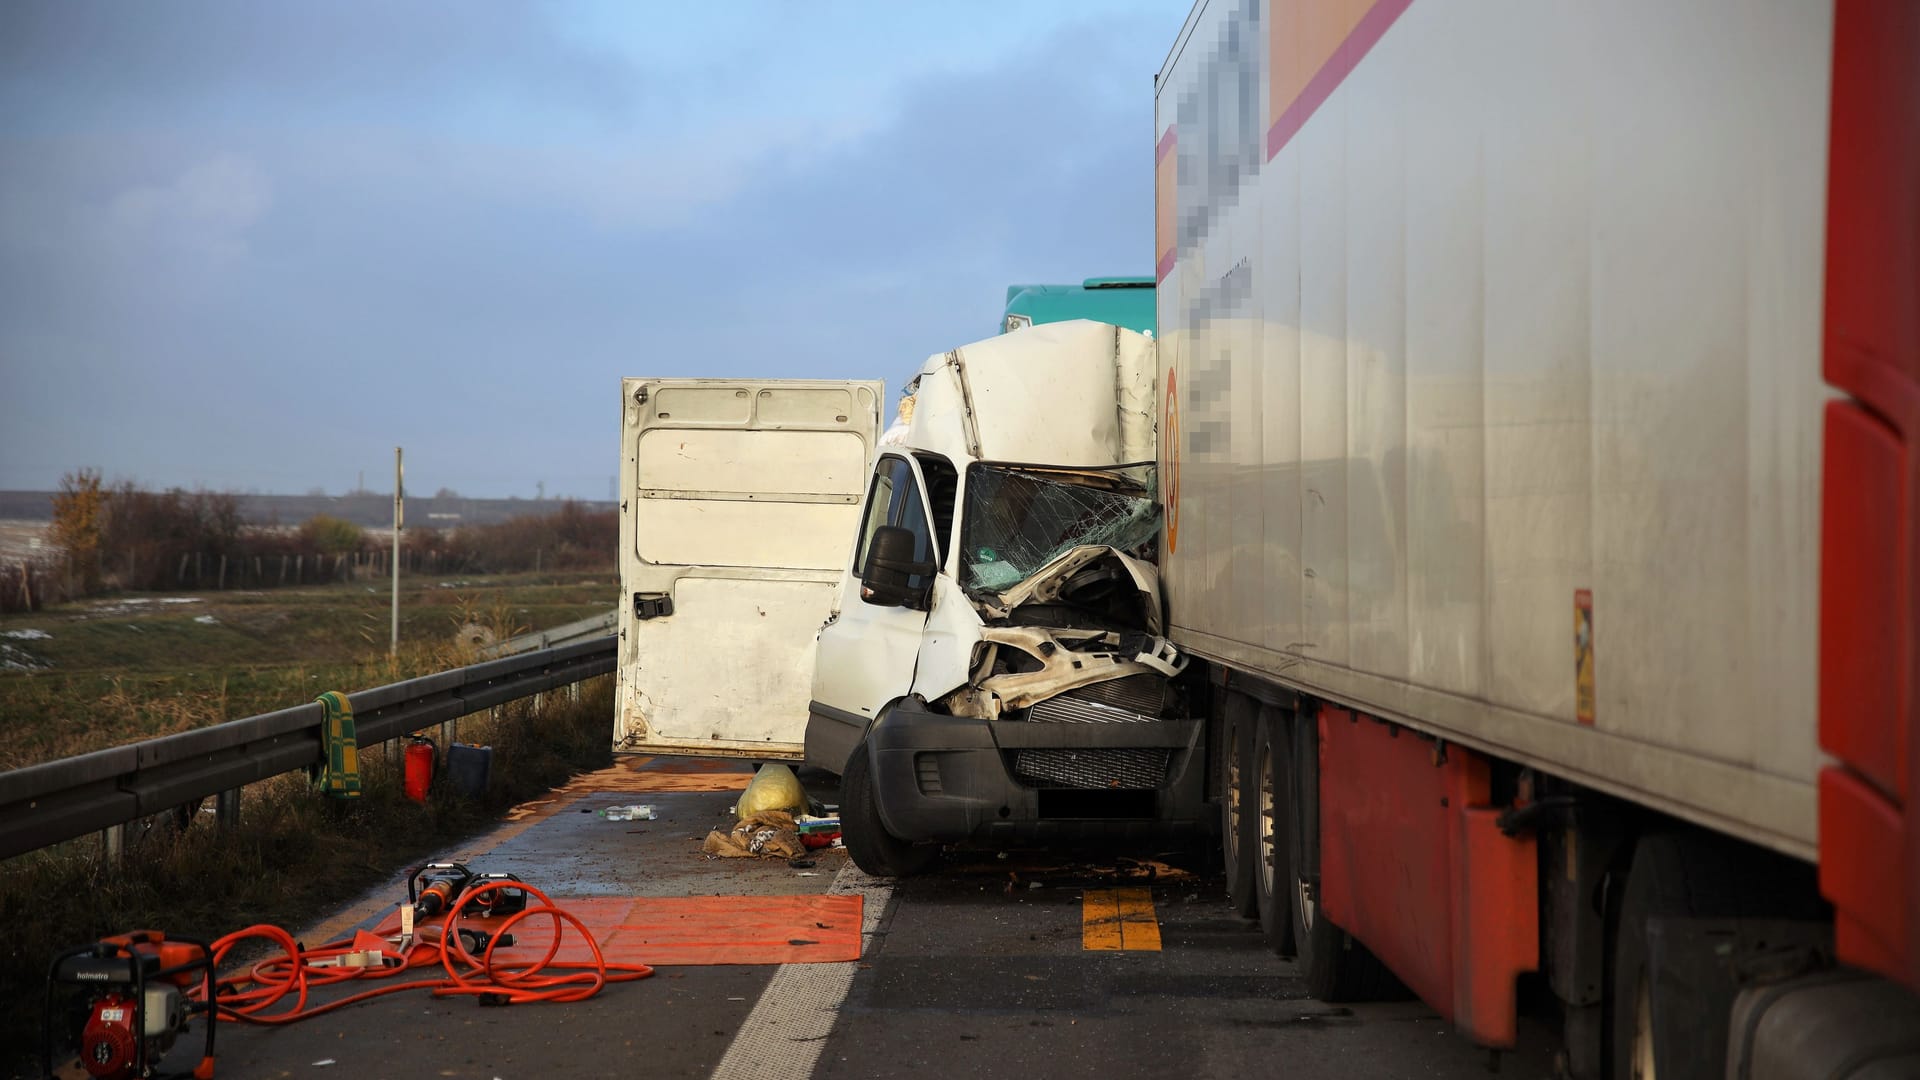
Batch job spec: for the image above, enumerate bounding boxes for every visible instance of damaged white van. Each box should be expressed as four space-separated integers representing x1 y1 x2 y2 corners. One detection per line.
804 320 1208 875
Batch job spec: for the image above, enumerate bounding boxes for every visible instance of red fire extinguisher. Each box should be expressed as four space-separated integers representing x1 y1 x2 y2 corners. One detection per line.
404 737 435 803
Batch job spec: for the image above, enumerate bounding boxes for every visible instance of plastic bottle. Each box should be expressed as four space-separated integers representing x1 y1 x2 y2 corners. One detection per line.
597 805 655 821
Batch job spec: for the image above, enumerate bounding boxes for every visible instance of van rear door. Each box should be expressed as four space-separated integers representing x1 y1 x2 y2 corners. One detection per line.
616 378 883 758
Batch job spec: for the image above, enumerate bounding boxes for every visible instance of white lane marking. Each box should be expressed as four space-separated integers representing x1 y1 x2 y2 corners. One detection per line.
709 862 893 1080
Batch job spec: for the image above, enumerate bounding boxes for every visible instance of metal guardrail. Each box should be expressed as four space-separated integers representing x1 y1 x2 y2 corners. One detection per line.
0 636 617 862
480 609 618 659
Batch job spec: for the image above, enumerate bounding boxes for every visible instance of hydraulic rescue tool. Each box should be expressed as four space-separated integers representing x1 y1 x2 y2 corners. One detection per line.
462 872 529 918
44 931 216 1080
406 861 473 919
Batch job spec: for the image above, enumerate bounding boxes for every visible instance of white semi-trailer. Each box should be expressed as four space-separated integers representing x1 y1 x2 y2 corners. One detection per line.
1154 0 1918 1076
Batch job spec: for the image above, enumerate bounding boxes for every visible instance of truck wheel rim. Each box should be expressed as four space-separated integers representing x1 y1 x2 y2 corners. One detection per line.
1631 973 1656 1080
1227 739 1244 867
1257 741 1276 899
1295 820 1316 932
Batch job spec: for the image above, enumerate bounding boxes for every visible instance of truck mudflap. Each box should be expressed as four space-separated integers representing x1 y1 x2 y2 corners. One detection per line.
1316 705 1538 1048
865 699 1208 845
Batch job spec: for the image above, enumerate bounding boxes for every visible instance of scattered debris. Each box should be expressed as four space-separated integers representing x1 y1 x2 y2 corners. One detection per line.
596 804 656 821
796 814 841 849
194 614 219 625
703 811 805 859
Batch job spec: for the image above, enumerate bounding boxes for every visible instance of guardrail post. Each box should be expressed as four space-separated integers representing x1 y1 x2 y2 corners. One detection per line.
216 787 241 831
102 823 125 863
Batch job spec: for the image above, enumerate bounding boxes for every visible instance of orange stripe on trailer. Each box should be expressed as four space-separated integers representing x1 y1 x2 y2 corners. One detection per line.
1154 126 1177 283
1316 705 1537 1047
1267 0 1413 161
1818 0 1920 992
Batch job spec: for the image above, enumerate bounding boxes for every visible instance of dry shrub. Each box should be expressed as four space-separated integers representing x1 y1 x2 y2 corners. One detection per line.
99 483 245 590
297 514 365 555
442 501 615 574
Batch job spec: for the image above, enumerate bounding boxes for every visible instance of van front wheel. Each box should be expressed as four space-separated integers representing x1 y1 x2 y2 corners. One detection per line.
841 741 937 877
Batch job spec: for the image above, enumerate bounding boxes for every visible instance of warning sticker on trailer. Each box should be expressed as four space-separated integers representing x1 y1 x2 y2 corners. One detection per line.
1574 589 1595 725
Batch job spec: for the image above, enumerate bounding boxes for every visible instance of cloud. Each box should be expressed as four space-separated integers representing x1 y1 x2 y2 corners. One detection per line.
109 154 272 259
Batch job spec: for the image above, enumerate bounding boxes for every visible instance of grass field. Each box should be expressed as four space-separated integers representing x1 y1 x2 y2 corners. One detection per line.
0 571 614 769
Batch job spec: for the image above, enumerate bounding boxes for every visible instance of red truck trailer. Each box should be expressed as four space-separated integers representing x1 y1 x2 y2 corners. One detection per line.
1154 1 1918 1075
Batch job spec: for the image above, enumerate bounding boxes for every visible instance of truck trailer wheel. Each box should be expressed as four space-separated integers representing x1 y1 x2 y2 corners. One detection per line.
1284 713 1397 1001
841 741 937 878
1608 833 1701 1080
1253 707 1294 955
1603 831 1820 1080
1220 694 1260 919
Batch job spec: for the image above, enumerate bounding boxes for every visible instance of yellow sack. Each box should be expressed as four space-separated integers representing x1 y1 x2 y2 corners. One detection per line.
736 763 806 819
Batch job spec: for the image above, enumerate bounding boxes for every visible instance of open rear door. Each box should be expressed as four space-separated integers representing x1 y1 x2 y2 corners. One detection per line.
616 378 883 757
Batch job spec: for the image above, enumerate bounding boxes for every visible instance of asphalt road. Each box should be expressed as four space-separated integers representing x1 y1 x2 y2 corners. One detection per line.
157 757 1562 1080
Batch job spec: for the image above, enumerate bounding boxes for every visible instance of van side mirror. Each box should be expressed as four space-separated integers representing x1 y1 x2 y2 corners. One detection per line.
861 525 934 608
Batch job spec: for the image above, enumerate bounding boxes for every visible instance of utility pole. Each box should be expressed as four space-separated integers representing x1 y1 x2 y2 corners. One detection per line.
391 447 404 657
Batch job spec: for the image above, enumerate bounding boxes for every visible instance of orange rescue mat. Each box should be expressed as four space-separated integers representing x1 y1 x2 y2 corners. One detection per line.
425 894 867 968
194 879 654 1024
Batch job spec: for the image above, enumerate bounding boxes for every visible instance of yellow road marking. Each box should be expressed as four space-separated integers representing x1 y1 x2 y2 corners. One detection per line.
1082 887 1162 951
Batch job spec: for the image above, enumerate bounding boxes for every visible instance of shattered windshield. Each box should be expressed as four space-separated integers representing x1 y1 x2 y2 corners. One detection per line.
960 464 1158 593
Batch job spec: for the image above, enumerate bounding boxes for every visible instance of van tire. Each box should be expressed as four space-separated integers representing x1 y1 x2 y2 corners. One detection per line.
841 741 937 878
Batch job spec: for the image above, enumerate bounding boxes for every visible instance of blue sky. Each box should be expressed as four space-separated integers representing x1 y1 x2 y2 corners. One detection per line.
0 1 1184 500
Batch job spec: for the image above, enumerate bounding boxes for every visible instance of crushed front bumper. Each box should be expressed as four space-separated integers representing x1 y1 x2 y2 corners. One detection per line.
865 698 1210 846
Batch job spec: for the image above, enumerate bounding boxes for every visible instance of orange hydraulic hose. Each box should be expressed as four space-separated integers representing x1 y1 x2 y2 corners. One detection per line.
194 878 653 1024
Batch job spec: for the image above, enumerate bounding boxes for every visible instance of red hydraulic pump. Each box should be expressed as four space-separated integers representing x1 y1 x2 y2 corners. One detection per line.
45 930 216 1080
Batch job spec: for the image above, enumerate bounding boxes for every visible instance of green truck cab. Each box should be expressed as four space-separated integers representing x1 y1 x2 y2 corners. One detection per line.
1001 277 1155 336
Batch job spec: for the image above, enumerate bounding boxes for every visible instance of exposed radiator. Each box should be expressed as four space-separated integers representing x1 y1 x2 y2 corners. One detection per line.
1013 748 1171 790
1028 694 1158 725
1065 673 1170 716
